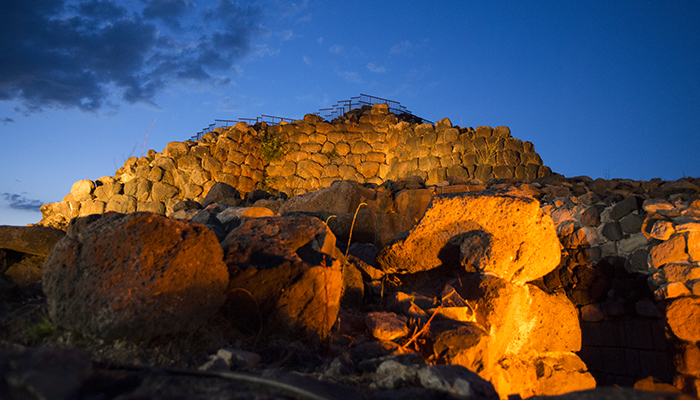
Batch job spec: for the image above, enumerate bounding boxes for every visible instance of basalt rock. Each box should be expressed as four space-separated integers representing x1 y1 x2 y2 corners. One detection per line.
42 212 228 340
0 225 65 257
278 180 363 220
377 189 560 285
220 214 343 338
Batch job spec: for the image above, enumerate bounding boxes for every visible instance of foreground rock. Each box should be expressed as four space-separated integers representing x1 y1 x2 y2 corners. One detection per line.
527 387 694 400
42 212 229 340
0 225 66 285
0 225 65 257
377 189 560 285
421 274 594 399
220 213 343 338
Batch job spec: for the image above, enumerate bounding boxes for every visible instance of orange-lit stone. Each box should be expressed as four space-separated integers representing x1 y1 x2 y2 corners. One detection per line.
42 212 228 340
221 214 342 338
667 297 700 342
377 190 560 285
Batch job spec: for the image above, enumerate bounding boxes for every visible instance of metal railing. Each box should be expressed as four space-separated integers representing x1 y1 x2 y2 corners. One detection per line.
192 115 295 140
191 94 431 140
314 93 420 121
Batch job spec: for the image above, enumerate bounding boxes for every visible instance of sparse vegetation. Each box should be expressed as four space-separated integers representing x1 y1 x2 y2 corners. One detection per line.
323 146 339 159
257 175 273 193
28 316 57 342
259 131 286 162
472 138 500 166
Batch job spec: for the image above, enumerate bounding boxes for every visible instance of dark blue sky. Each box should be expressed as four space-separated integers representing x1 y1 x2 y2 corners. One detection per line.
1 0 699 225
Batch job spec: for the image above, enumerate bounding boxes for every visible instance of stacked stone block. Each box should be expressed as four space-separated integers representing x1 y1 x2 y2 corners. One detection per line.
38 103 551 228
535 176 700 393
260 104 551 196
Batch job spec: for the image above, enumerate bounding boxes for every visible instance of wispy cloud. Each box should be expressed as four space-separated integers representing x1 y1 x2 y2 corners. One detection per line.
317 37 324 44
329 44 343 54
303 56 312 66
1 117 13 124
278 30 295 41
250 44 280 59
277 0 309 19
141 0 195 30
389 40 412 55
0 0 264 113
2 193 43 212
367 62 386 73
337 70 362 83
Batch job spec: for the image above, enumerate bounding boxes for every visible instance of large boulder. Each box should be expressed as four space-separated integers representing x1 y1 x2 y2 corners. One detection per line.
440 274 590 399
279 180 362 219
0 225 65 256
465 275 581 356
220 214 343 338
42 212 228 340
377 189 560 285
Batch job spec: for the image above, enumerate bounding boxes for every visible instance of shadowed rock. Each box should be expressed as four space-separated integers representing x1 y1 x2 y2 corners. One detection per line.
279 180 362 219
42 212 228 340
220 213 343 338
0 225 65 256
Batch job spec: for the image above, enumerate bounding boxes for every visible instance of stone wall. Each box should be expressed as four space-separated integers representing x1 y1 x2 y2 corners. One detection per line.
533 176 700 393
264 103 550 196
38 103 551 228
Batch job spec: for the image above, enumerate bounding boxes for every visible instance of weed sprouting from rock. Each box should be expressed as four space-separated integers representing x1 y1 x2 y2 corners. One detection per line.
259 131 286 162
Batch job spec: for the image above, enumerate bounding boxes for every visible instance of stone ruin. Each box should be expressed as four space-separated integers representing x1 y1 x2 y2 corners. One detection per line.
37 103 552 229
1 102 699 399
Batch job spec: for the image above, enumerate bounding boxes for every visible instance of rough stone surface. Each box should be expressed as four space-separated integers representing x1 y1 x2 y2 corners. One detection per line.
42 212 228 340
0 226 66 256
534 353 597 396
417 364 499 400
221 214 342 337
377 190 560 285
689 231 700 262
650 234 688 268
71 179 95 202
528 387 693 400
666 296 700 342
468 275 581 357
365 312 409 341
279 180 362 218
202 182 241 207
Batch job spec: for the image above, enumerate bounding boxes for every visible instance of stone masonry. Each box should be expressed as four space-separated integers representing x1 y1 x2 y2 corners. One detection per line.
37 103 551 228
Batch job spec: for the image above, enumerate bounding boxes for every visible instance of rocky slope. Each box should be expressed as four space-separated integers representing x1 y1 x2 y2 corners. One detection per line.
1 173 698 399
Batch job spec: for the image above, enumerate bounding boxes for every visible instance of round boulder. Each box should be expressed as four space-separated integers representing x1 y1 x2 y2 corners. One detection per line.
42 212 228 340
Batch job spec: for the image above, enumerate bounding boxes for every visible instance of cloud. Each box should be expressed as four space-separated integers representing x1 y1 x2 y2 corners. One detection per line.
329 44 343 54
278 30 294 41
250 44 280 58
303 56 311 66
317 37 323 44
337 70 362 84
141 0 194 30
0 0 263 113
389 40 412 55
2 193 43 212
277 0 309 19
1 117 13 124
367 62 386 73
